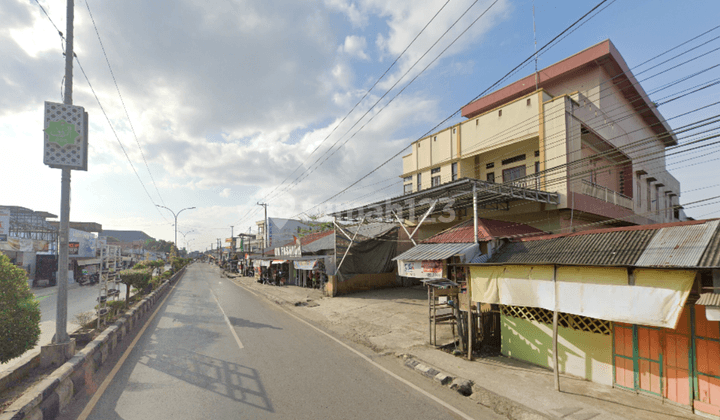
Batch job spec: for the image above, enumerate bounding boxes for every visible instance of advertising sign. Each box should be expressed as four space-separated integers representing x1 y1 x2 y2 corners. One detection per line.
398 260 444 279
43 102 88 171
0 210 9 241
69 242 80 255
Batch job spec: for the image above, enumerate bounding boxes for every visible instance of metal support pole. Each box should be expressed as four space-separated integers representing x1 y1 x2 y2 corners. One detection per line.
335 216 366 275
391 209 416 247
54 0 74 345
553 264 560 392
473 184 479 244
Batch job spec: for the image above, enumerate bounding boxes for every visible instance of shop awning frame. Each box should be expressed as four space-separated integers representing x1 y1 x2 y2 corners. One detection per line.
329 178 559 222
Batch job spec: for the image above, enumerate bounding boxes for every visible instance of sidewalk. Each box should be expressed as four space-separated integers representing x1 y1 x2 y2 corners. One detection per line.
227 271 697 420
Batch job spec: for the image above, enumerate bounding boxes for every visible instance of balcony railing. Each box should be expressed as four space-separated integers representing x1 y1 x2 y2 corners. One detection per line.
509 173 541 190
580 179 634 210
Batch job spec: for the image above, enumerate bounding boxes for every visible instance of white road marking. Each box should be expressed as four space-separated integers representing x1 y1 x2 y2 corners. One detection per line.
209 288 244 350
228 278 475 420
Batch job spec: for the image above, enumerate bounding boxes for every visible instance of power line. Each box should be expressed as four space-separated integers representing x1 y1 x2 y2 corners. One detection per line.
32 0 172 224
264 0 502 204
83 0 167 207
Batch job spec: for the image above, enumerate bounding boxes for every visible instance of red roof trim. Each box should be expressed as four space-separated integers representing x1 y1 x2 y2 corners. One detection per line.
460 40 676 146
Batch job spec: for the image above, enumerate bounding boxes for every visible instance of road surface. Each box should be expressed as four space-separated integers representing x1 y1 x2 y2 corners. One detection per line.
60 263 499 419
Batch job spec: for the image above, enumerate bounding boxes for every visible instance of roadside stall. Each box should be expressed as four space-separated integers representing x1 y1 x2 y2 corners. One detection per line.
292 257 329 288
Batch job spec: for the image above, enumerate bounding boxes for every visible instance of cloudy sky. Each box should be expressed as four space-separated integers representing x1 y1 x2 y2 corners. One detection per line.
3 0 720 251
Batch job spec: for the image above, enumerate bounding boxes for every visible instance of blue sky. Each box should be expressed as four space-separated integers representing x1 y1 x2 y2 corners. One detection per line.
3 0 720 251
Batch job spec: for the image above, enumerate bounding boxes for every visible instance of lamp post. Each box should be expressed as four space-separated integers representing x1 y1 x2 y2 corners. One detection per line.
156 206 195 251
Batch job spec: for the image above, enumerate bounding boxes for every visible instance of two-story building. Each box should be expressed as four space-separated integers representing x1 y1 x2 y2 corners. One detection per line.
400 39 680 233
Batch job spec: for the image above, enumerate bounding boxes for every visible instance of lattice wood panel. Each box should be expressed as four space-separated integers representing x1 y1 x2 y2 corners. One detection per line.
501 305 611 335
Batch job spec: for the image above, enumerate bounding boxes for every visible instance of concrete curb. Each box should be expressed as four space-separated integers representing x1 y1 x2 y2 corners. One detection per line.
402 355 551 420
0 266 188 420
403 358 453 385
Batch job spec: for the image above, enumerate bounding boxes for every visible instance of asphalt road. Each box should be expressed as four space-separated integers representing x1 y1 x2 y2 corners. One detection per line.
60 263 497 420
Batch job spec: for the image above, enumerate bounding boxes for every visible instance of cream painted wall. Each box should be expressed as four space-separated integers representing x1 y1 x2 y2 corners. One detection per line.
402 153 415 174
544 66 602 108
501 314 614 386
461 93 540 158
542 96 569 208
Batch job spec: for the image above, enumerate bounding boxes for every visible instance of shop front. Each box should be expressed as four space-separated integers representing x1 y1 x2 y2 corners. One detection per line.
293 257 329 288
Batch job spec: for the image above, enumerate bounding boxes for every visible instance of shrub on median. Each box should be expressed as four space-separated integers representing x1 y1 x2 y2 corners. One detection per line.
0 253 41 363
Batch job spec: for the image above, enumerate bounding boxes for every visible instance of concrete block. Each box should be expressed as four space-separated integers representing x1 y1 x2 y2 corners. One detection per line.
40 340 76 369
0 389 43 420
56 377 74 412
39 386 59 420
50 363 74 383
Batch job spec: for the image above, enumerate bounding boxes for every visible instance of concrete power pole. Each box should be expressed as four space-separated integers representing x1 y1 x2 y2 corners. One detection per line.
55 0 75 346
230 225 234 252
257 202 268 256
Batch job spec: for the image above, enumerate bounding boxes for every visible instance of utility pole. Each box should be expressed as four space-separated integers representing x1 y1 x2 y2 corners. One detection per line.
257 202 268 256
54 0 75 346
230 225 234 253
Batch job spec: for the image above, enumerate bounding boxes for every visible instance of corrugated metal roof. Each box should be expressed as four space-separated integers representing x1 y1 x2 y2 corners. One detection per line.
393 243 477 261
696 293 720 307
636 220 719 267
698 223 720 267
423 218 544 244
488 229 656 266
345 222 397 239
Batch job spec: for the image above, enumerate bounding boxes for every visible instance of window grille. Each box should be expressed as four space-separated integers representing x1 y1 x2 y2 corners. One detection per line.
500 305 611 335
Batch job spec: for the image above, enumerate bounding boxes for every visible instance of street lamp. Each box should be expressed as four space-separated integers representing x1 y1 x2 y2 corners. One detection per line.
156 205 196 251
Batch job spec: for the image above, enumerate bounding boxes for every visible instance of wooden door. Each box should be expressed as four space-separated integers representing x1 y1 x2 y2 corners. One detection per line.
614 323 635 390
637 326 662 397
663 308 691 406
694 305 720 416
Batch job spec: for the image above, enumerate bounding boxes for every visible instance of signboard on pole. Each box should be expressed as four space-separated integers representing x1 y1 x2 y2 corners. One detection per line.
43 102 88 171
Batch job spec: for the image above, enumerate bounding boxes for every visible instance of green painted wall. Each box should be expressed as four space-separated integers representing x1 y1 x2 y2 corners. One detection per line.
501 314 613 386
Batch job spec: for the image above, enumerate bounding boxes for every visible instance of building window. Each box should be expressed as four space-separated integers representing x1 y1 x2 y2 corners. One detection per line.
527 98 531 106
534 150 540 157
453 128 456 133
431 167 441 174
486 172 495 183
619 170 625 195
432 176 441 187
498 109 502 117
535 162 540 173
404 184 413 194
637 176 642 207
451 163 458 181
502 154 526 166
417 173 422 191
476 119 479 126
434 136 437 141
647 181 652 211
486 162 494 169
403 176 412 182
503 166 526 183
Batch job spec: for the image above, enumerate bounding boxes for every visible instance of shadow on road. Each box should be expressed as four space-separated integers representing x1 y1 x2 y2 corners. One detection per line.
140 348 274 412
227 316 282 330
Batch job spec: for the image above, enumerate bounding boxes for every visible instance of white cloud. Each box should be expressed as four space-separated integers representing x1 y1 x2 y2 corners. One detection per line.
340 35 369 60
0 0 506 251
